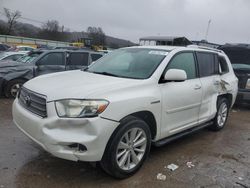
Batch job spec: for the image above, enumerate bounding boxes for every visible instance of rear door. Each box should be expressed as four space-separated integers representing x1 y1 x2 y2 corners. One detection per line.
66 52 89 70
196 52 220 123
36 52 66 75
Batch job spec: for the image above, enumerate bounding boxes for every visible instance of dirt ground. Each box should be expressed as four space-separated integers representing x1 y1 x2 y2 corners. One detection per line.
0 99 249 188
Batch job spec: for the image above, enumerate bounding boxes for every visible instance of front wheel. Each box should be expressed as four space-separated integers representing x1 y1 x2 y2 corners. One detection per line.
4 79 26 98
100 116 151 179
210 98 229 131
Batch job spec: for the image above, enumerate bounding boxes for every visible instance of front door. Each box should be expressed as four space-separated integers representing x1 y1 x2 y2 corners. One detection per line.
36 52 65 76
160 52 202 138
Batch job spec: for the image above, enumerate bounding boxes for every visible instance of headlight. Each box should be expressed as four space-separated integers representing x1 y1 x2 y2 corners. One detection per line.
246 79 250 89
55 99 109 118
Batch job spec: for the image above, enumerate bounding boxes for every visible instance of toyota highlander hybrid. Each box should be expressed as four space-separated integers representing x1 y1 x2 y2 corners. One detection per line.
13 46 238 178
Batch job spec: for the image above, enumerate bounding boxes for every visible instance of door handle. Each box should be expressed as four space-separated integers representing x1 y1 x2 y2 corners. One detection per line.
194 85 201 90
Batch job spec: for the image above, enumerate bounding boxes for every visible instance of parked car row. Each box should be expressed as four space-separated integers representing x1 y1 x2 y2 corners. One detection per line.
0 49 103 98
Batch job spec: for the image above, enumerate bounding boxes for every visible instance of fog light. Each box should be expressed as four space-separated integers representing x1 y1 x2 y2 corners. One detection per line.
68 143 87 152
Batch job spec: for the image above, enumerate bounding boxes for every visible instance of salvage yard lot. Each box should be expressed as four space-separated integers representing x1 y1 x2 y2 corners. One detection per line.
0 99 249 188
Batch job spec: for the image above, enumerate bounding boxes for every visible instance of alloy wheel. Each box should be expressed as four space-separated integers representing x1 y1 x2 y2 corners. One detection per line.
217 102 228 127
116 127 147 171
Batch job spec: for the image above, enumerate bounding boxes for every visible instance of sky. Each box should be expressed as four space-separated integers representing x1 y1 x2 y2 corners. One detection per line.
1 0 250 44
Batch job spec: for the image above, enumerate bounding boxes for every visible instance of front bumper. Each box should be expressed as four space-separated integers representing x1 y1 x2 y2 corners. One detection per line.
12 99 119 162
236 89 250 103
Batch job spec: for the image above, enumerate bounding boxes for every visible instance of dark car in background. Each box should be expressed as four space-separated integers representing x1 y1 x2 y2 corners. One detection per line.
0 43 11 52
219 44 250 104
0 49 103 98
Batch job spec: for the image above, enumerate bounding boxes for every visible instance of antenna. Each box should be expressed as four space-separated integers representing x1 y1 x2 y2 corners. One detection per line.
205 19 211 41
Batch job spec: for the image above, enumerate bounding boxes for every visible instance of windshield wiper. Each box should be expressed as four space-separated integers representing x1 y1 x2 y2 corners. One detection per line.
91 71 119 77
81 66 89 71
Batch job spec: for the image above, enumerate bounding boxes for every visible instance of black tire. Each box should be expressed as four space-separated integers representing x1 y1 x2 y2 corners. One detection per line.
100 116 151 179
210 98 229 131
4 79 26 98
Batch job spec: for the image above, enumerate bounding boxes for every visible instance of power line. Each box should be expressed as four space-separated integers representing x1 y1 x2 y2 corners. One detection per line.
0 10 45 25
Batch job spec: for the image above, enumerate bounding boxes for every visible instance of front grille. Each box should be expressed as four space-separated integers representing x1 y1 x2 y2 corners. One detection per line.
18 87 47 118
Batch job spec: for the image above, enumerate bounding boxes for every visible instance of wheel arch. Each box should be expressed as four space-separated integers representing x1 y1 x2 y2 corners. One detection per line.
217 93 233 108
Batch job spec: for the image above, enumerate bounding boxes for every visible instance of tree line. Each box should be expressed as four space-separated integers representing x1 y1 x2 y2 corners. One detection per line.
0 8 106 46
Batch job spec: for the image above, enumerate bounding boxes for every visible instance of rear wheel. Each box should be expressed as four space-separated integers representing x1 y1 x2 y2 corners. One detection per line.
100 116 151 179
210 98 229 131
4 79 25 98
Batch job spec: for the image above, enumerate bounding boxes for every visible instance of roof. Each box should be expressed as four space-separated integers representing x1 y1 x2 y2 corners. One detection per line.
129 45 178 51
219 43 250 49
140 36 187 41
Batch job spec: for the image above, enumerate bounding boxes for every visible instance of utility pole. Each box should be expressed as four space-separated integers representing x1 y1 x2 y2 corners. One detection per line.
205 19 211 41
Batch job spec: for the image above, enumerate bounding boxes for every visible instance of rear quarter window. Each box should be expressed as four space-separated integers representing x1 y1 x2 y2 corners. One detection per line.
219 56 229 74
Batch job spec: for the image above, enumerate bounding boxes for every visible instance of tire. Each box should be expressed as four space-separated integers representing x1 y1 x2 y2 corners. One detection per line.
210 98 229 131
4 79 26 98
100 116 151 179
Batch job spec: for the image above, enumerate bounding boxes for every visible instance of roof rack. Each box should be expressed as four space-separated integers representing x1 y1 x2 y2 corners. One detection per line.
187 45 224 53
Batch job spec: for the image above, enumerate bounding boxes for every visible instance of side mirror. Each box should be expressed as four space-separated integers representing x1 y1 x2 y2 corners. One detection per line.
164 69 187 82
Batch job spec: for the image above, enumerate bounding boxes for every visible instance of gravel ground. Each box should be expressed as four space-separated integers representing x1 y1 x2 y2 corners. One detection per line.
0 99 249 188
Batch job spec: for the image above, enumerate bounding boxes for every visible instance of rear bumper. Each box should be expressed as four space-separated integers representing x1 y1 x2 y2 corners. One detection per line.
12 99 119 162
236 89 250 103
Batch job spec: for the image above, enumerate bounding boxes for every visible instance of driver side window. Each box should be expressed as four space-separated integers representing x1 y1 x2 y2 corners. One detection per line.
38 53 64 65
167 52 197 80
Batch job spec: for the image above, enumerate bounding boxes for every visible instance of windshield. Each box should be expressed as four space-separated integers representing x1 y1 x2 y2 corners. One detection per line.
16 53 41 63
87 48 168 79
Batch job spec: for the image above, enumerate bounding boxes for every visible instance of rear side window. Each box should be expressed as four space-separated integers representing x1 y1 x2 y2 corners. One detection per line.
91 54 103 62
167 52 196 79
38 53 64 65
219 56 229 74
68 53 89 66
196 52 219 77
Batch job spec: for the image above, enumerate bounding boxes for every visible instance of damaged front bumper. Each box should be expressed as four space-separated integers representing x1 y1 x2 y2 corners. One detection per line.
12 99 119 162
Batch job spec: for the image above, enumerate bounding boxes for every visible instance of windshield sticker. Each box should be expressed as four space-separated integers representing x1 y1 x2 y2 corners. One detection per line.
149 51 169 56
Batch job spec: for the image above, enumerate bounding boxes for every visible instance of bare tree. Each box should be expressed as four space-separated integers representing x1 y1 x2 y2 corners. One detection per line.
3 8 21 35
38 20 68 41
87 26 106 46
42 20 60 32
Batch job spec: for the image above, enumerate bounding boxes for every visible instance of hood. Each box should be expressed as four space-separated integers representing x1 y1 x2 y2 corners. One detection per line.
0 61 33 78
24 70 145 101
0 61 33 68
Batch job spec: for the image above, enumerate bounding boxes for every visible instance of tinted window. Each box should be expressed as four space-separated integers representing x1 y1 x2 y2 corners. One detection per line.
38 53 64 65
167 52 196 79
197 52 218 77
219 56 229 74
91 54 103 62
68 53 89 66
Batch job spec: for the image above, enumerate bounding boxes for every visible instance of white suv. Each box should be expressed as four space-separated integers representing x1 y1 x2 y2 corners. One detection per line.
13 46 238 178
